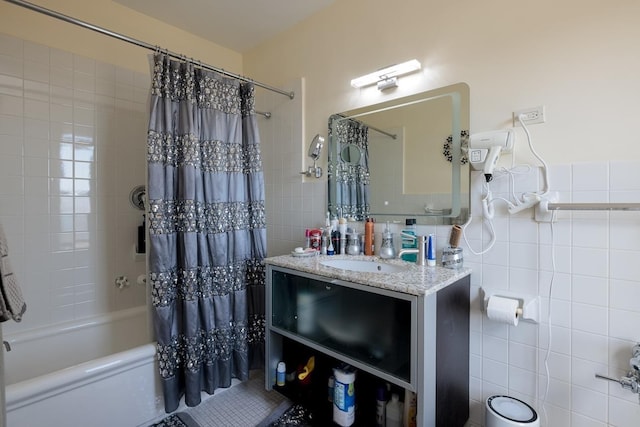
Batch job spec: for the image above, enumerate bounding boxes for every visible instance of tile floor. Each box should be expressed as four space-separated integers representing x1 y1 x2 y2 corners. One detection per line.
177 370 288 426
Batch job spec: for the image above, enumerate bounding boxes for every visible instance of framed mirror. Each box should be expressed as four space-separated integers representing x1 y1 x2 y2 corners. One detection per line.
327 82 470 225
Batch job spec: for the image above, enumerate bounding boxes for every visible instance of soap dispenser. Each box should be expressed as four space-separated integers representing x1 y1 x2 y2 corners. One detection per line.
379 222 395 259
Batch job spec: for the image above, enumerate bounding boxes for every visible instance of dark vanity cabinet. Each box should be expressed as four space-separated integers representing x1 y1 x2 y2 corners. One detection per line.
265 265 470 427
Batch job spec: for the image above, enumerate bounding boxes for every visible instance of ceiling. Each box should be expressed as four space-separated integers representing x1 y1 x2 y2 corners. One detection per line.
114 0 335 52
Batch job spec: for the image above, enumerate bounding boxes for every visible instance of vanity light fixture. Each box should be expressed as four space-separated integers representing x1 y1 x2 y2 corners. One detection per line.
350 59 422 90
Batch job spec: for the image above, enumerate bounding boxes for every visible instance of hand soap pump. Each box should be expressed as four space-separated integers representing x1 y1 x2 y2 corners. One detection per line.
379 222 395 259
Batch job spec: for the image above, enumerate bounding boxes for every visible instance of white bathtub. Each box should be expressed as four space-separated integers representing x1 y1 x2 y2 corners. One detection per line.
4 307 165 427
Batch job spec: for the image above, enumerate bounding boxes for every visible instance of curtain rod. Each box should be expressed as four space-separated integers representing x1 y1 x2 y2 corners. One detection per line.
4 0 295 100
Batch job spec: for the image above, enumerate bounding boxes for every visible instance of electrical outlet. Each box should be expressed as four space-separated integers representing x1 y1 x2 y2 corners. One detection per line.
513 105 546 126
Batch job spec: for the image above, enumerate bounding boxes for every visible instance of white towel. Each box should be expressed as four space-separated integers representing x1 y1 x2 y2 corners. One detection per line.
0 223 26 322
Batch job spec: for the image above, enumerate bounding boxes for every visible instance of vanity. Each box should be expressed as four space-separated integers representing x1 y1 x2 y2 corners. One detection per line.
264 254 471 426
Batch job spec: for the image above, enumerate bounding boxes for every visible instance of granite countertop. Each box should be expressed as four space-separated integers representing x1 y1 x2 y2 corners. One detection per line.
264 253 471 296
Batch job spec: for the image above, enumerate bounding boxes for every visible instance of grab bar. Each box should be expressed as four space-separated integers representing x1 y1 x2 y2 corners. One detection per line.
546 203 640 211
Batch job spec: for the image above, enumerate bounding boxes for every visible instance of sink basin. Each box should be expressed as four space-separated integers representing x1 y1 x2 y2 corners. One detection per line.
319 259 409 274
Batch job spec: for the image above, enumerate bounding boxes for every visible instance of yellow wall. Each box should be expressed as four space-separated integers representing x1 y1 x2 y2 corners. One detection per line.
0 0 242 74
244 0 640 165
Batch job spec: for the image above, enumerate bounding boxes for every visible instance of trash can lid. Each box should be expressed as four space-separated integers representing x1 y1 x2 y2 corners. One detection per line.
487 395 538 423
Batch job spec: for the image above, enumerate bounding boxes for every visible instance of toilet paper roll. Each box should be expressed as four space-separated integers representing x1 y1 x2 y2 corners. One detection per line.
486 296 520 326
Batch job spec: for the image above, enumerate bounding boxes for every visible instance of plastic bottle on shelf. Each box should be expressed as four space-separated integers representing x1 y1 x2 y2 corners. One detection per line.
386 393 403 427
375 385 387 426
276 361 286 387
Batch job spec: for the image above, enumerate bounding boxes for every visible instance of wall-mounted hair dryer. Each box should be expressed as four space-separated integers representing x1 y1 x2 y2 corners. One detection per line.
468 129 515 182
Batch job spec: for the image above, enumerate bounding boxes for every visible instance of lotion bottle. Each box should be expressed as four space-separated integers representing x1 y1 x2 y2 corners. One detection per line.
379 222 395 259
386 393 403 427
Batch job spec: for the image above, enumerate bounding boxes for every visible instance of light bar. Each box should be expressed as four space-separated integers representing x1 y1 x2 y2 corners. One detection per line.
350 59 422 89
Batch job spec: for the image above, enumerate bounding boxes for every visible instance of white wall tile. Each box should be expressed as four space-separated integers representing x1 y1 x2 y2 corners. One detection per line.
572 162 608 192
482 358 508 388
571 357 608 393
571 386 608 422
572 330 608 364
510 242 538 270
609 309 640 342
609 160 640 191
571 412 606 427
483 334 509 363
572 303 608 335
610 249 640 282
572 275 607 306
610 279 640 312
608 395 640 427
572 247 608 278
0 41 147 338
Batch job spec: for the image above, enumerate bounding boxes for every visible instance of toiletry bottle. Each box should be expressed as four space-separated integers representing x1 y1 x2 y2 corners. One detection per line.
332 227 341 254
379 221 395 259
137 214 146 253
364 218 374 255
310 229 322 251
276 362 286 387
327 232 335 255
304 229 311 249
401 219 417 262
426 234 436 267
375 386 387 427
338 218 347 254
385 393 403 427
321 228 328 255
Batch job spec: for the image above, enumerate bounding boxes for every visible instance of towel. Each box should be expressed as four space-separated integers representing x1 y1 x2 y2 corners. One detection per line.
0 223 26 322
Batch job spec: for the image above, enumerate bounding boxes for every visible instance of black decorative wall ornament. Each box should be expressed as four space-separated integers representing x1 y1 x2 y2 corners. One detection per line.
443 130 469 164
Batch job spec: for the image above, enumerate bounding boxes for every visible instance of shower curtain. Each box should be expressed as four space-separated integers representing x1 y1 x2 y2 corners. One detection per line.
147 53 266 413
331 117 370 220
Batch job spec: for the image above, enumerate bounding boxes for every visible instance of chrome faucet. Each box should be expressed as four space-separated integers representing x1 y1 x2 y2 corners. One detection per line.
397 234 427 266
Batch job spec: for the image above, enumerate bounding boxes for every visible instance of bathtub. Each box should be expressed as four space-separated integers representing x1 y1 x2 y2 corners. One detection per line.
4 307 165 427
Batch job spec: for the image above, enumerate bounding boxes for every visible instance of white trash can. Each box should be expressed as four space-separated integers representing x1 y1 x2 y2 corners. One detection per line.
485 395 540 427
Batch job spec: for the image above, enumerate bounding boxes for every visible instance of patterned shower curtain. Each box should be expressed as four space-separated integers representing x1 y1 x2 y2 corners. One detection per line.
147 53 266 413
329 116 370 220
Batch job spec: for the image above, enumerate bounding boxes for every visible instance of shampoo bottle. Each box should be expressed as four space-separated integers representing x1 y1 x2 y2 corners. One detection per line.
364 218 374 255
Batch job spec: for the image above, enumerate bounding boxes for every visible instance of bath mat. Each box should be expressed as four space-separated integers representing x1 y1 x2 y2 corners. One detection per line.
148 412 200 427
256 402 313 427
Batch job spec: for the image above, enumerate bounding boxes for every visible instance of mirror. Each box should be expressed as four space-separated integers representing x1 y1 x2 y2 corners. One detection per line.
327 82 469 225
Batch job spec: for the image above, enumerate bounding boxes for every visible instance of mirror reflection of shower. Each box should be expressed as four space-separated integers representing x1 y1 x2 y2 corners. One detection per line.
300 134 325 178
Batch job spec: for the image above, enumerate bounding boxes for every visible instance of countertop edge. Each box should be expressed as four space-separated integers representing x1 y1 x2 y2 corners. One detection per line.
264 254 471 296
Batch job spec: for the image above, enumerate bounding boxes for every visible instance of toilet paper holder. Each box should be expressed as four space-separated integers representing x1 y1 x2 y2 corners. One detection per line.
481 288 540 324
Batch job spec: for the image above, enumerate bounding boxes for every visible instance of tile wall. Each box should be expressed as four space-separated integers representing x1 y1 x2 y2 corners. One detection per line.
257 79 326 257
464 163 640 427
0 33 148 334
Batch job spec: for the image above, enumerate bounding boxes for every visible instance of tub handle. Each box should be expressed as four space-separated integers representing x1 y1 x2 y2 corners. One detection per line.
3 340 10 351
